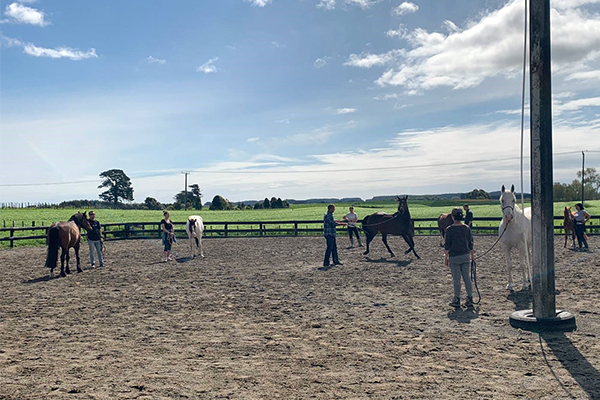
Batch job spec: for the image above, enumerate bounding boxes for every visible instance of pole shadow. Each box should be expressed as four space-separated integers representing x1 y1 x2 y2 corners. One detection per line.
507 289 532 311
539 331 600 400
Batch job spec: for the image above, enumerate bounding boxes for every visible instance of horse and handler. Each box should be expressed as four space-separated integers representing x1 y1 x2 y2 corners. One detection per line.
44 212 94 278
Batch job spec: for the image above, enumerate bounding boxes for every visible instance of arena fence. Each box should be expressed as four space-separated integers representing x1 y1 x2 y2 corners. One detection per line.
0 216 598 248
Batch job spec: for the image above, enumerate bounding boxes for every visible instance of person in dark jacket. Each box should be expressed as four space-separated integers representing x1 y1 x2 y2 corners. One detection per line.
463 204 473 228
444 207 475 308
87 211 104 267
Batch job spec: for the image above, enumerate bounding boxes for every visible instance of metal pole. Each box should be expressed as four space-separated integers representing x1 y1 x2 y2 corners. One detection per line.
529 0 555 319
182 171 189 211
581 151 585 207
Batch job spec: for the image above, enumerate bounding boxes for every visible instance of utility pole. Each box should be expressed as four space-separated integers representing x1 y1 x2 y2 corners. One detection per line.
182 171 190 211
581 151 585 207
510 0 574 330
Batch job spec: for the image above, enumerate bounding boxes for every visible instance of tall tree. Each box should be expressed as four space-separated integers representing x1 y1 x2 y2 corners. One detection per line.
174 184 203 210
144 197 163 210
98 169 134 206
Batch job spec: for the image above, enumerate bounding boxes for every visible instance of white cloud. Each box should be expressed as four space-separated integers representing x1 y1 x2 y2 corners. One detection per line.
23 43 97 60
392 2 418 16
314 57 328 68
336 107 357 114
344 50 404 68
244 0 272 6
317 0 336 10
197 57 219 73
345 0 377 9
271 41 286 48
247 137 260 143
373 93 399 101
565 70 600 81
387 24 408 38
285 126 335 144
3 2 49 26
275 119 291 124
442 20 460 33
346 0 600 91
146 55 166 64
554 96 600 115
2 35 97 60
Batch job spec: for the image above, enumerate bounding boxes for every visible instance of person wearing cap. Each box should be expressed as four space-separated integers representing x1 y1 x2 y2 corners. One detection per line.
444 207 475 308
463 204 473 228
87 211 104 268
343 206 362 248
322 204 346 268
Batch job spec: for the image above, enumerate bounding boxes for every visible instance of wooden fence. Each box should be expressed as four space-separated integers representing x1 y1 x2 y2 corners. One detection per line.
0 216 598 248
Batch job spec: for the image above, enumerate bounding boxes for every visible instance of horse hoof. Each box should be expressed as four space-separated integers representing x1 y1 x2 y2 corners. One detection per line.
363 251 369 256
390 254 396 258
60 272 67 278
77 268 83 273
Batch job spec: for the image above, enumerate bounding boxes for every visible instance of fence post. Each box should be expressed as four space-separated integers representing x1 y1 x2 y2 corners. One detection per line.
224 223 228 238
10 228 14 248
32 221 35 227
294 222 298 236
260 223 264 237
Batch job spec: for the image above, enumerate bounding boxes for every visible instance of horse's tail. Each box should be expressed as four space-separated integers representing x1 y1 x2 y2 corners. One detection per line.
45 226 60 269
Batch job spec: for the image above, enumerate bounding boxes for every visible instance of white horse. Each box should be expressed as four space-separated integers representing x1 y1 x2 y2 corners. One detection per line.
499 184 532 291
185 215 204 258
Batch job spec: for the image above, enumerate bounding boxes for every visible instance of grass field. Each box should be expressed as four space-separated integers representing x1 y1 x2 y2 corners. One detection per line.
1 200 598 248
1 200 599 227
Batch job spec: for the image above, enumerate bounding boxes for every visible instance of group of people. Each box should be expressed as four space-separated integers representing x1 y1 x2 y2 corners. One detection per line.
322 202 593 309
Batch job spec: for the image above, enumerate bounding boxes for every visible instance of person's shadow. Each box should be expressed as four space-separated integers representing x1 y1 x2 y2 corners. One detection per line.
447 307 479 323
539 331 600 399
23 275 59 284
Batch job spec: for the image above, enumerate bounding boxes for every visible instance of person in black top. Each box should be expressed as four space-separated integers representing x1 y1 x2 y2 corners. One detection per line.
87 211 104 267
161 211 175 262
444 207 475 308
463 204 473 228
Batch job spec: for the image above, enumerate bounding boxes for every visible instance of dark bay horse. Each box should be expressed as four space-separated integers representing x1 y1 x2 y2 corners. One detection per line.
45 212 93 277
437 212 453 247
563 206 576 248
361 195 420 259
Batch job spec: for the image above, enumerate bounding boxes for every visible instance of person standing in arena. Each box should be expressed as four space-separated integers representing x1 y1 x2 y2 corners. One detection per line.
343 206 363 248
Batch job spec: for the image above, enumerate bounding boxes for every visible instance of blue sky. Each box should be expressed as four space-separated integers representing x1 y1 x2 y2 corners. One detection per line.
1 0 599 204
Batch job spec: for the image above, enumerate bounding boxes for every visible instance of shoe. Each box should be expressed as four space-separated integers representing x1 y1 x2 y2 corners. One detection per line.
323 263 332 267
167 256 173 261
90 264 95 268
465 296 474 308
99 264 105 267
358 244 363 247
449 297 460 307
334 261 343 265
163 258 168 263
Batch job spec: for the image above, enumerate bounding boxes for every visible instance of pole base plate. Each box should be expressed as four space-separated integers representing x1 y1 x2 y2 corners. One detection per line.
509 309 576 332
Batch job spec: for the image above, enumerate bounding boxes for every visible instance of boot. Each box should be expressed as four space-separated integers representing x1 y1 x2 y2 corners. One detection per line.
349 237 354 248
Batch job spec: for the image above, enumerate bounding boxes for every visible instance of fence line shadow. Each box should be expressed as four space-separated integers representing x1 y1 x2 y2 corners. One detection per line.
539 332 600 400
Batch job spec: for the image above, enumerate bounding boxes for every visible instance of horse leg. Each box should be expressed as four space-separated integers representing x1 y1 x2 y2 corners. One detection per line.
196 236 204 258
75 242 83 273
189 232 194 259
60 248 67 277
403 234 420 259
65 249 71 275
381 234 395 257
517 246 528 290
504 247 514 291
363 232 374 255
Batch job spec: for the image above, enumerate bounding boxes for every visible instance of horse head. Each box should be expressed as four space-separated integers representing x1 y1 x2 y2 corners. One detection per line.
71 212 93 231
500 185 517 224
396 195 409 214
564 206 572 220
189 218 196 231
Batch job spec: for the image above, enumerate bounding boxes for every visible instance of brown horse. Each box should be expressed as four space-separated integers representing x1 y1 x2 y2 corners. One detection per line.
563 206 576 248
45 212 93 277
437 212 454 247
361 195 420 259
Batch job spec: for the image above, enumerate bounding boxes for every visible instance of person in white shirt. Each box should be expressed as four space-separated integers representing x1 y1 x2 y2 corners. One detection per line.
343 206 363 248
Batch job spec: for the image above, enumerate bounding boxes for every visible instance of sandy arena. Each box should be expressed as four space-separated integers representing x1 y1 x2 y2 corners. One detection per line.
1 235 599 399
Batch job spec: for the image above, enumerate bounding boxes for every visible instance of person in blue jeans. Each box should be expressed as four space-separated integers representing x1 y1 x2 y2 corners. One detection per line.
87 211 104 267
323 204 346 268
573 203 591 251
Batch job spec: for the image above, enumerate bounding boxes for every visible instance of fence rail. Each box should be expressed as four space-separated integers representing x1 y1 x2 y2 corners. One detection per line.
0 216 598 248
